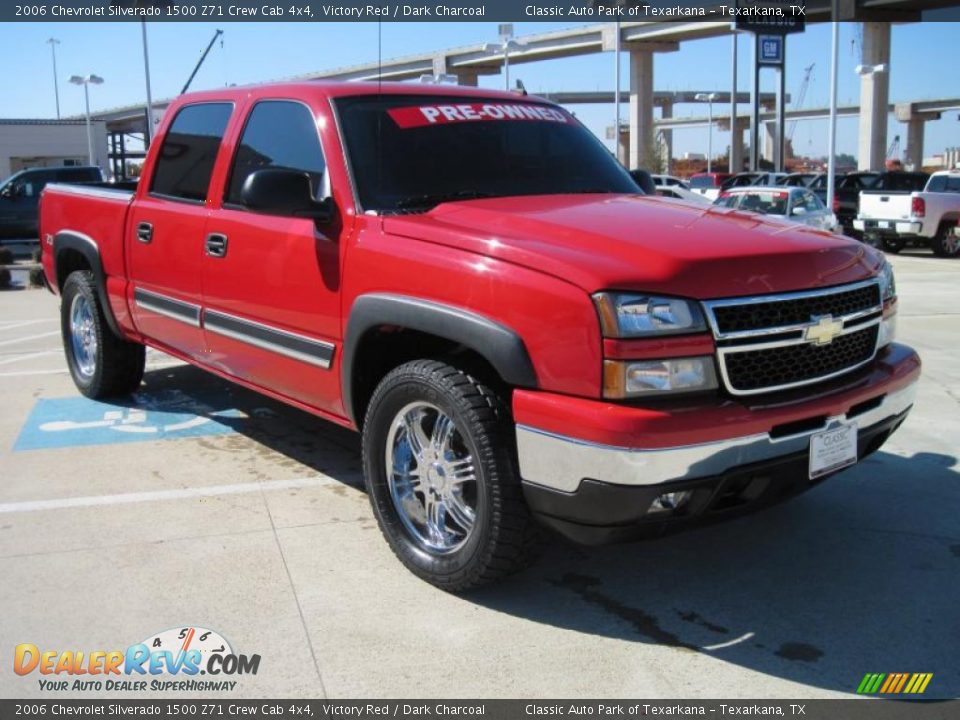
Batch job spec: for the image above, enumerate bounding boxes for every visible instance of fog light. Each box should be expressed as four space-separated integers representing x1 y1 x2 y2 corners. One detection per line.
648 490 693 514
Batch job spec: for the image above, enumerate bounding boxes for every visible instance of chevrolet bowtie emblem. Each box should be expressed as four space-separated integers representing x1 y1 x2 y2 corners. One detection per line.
804 315 844 346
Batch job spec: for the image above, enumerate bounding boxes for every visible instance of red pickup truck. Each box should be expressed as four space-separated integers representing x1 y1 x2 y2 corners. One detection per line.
41 81 920 591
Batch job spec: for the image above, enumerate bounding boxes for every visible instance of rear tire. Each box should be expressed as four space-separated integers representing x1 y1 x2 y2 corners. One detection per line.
932 222 960 258
361 359 541 592
61 270 145 398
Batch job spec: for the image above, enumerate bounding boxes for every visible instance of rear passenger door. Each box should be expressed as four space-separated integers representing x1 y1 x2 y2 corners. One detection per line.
201 99 343 416
128 102 233 360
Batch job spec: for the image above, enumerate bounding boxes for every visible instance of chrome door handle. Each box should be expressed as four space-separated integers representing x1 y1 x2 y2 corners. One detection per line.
136 222 153 243
205 233 228 258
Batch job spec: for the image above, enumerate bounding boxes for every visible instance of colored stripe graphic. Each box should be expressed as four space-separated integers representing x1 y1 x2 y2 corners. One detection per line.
857 672 933 694
894 674 910 693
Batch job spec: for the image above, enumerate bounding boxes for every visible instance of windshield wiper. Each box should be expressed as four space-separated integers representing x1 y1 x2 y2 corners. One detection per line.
392 190 495 212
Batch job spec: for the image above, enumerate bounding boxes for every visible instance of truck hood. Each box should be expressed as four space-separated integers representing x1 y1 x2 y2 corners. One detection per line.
382 194 883 299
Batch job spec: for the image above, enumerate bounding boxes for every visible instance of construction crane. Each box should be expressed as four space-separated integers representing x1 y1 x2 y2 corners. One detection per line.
887 135 901 159
180 29 223 95
885 135 902 169
787 63 815 142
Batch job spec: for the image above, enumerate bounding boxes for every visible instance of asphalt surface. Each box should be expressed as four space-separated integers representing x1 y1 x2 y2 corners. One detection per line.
1 250 958 700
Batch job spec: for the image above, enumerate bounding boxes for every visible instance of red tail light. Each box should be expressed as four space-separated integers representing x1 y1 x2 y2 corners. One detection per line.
832 197 840 213
911 196 925 217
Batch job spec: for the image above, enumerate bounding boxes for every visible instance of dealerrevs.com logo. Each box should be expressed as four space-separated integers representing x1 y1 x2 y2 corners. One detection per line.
14 626 261 692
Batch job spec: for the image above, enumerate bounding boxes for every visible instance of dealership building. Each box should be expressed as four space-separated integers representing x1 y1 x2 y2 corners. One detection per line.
0 119 108 180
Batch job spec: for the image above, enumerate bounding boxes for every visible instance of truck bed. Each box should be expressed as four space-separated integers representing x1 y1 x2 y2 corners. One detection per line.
40 182 135 299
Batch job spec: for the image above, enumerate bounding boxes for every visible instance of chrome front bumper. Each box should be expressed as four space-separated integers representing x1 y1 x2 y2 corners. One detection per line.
516 383 916 493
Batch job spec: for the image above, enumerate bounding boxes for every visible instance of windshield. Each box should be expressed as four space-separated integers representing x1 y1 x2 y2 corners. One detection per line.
334 94 638 213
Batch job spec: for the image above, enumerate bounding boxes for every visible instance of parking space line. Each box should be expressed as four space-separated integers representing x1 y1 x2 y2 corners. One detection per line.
0 319 58 332
702 632 755 651
0 331 61 348
0 350 61 366
0 475 347 514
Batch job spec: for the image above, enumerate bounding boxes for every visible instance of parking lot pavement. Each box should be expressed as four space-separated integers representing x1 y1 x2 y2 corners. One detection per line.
1 252 958 700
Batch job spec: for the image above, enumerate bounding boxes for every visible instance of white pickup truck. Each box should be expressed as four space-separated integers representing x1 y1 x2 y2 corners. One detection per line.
854 168 960 257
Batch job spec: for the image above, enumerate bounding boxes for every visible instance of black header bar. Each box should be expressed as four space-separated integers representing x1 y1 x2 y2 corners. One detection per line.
5 0 812 22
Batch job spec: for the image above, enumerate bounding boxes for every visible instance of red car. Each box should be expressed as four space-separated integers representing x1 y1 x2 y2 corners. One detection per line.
40 82 919 590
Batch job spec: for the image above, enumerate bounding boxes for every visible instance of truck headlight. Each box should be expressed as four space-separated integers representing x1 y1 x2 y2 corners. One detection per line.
603 357 718 399
593 293 707 338
878 260 896 303
877 260 897 348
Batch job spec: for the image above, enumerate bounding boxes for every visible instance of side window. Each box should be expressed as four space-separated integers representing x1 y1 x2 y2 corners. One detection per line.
927 176 946 193
16 173 48 198
226 100 326 206
151 103 233 202
803 192 821 211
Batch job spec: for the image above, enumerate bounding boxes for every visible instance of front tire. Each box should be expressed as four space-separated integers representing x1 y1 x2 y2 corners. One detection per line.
362 360 540 591
932 222 960 258
61 270 145 398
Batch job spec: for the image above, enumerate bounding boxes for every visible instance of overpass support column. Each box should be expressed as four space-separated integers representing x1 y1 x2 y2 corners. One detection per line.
618 129 630 167
763 122 776 166
895 103 940 171
857 22 891 171
623 41 678 170
660 100 673 173
628 48 654 170
729 116 743 173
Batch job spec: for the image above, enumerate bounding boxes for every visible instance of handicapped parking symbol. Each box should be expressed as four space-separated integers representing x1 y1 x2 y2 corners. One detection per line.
14 390 246 451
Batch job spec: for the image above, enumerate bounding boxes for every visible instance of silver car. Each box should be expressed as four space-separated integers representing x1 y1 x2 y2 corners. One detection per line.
713 186 839 233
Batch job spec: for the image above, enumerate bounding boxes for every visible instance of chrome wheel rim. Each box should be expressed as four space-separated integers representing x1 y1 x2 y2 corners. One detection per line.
385 401 478 555
69 293 97 379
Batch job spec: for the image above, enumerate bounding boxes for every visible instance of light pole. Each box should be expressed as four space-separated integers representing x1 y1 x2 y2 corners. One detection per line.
614 21 621 163
695 92 719 173
47 38 61 119
70 74 104 167
826 13 839 223
484 24 526 91
141 22 155 145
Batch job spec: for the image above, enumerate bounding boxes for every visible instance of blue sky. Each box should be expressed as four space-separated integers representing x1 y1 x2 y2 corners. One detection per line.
3 20 958 162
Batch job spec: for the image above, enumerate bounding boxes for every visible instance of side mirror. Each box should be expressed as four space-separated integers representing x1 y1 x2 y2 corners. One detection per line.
792 206 807 216
628 169 656 195
0 185 14 199
241 168 333 223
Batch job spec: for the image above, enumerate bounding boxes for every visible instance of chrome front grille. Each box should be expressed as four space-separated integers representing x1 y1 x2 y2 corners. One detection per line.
703 280 883 396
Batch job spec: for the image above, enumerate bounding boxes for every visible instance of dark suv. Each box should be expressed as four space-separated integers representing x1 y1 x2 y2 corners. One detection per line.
0 166 103 240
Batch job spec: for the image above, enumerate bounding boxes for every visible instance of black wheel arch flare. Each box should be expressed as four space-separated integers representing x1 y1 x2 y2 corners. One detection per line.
342 293 537 426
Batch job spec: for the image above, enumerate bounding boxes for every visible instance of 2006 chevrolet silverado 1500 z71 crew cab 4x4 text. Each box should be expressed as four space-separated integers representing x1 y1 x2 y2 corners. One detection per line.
40 82 920 591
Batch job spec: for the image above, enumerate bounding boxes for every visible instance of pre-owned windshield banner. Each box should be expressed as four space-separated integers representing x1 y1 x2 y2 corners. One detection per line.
388 103 572 128
5 0 814 22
